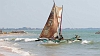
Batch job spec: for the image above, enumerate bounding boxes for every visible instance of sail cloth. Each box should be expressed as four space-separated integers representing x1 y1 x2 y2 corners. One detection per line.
39 3 63 39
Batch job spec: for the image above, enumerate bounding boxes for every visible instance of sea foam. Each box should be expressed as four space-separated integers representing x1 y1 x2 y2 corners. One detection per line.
0 40 34 56
24 38 38 42
2 38 38 42
81 40 91 44
0 46 33 56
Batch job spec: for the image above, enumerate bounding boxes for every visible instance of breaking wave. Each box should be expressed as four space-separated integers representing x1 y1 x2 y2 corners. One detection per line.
81 40 93 44
0 41 35 56
0 46 33 56
0 38 38 42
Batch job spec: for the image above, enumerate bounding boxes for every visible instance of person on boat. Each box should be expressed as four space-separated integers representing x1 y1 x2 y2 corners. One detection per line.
70 35 79 41
59 35 64 40
70 35 82 41
75 35 82 41
54 36 60 43
75 35 79 39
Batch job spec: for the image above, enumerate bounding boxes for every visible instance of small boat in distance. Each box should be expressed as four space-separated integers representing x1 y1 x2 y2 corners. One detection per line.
95 31 100 34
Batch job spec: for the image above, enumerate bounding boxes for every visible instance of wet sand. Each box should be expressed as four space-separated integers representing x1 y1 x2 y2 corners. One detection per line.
0 33 27 36
0 33 31 56
0 40 22 56
0 54 4 56
0 33 34 38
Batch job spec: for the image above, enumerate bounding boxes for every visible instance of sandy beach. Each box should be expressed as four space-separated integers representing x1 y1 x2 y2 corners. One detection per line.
0 33 29 36
0 54 4 56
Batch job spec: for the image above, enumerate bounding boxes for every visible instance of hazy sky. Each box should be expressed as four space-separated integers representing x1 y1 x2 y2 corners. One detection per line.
0 0 100 28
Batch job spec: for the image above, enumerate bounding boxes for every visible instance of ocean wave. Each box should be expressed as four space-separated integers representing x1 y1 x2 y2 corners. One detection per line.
0 46 33 56
24 38 38 42
15 38 25 42
81 40 93 44
0 40 35 56
0 39 4 42
0 38 38 42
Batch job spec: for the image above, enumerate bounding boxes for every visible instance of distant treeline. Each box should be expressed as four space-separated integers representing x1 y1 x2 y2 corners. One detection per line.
0 27 100 30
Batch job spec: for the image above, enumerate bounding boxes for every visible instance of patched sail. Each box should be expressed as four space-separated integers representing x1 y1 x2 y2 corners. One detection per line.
39 3 63 39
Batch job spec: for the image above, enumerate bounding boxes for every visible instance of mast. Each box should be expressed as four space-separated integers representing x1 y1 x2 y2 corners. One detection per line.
59 5 63 35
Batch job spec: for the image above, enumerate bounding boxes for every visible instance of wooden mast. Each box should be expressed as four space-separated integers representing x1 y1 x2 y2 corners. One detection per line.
59 5 63 35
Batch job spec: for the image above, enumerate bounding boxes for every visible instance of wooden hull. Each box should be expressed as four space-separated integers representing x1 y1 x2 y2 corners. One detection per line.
41 40 59 45
41 39 82 45
36 38 82 45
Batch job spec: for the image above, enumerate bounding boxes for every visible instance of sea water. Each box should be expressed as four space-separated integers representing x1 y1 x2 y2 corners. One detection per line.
0 29 100 56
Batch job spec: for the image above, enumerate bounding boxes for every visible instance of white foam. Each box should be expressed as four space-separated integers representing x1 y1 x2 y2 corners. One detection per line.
0 46 32 56
81 40 91 44
0 37 36 56
15 38 25 41
68 41 73 43
24 38 38 42
0 39 4 41
4 38 9 41
0 38 38 42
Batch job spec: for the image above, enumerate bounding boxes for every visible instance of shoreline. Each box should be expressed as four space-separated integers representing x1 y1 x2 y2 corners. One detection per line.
0 33 34 56
0 33 33 37
0 41 21 56
0 54 4 56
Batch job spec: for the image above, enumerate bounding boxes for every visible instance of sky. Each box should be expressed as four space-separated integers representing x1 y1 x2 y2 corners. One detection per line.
0 0 100 28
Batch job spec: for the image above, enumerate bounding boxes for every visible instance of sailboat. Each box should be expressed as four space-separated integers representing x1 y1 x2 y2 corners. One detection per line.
37 2 65 44
37 1 82 44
